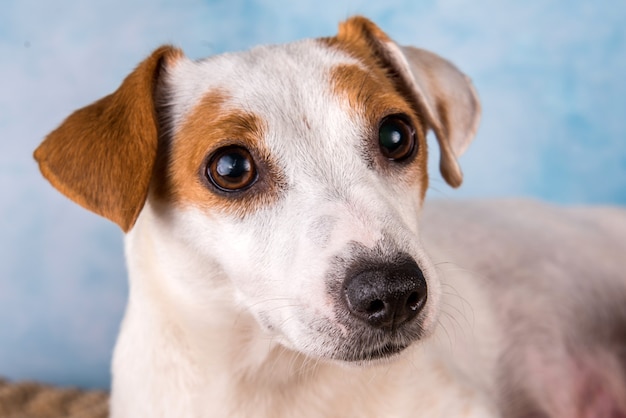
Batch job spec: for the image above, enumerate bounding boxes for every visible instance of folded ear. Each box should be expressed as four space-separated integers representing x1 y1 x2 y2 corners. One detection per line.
335 17 481 188
34 46 184 232
399 46 481 187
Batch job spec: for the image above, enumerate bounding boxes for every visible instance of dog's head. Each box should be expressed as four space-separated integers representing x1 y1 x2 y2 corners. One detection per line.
35 17 480 363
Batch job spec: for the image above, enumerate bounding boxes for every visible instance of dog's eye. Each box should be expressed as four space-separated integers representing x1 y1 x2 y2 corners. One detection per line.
378 115 416 161
206 146 257 192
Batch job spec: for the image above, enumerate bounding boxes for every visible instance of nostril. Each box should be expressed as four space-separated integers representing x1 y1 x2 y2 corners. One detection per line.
406 291 420 311
366 299 385 315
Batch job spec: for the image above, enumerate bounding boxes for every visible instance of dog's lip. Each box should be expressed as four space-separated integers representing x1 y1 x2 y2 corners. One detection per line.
343 342 409 362
368 342 408 359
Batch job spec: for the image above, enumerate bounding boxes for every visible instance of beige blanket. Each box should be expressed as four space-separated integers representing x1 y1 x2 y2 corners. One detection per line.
0 379 108 418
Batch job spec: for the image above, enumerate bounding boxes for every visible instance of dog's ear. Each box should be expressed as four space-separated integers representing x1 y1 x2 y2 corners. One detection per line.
335 17 481 188
34 46 184 232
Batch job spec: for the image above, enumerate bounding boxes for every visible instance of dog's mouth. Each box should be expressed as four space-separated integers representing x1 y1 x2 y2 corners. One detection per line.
340 341 410 362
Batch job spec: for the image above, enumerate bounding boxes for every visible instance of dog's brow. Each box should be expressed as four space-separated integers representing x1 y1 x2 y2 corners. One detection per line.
330 64 411 118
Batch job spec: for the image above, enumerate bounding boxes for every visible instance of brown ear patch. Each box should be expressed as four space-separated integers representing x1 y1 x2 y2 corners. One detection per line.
152 90 285 218
322 16 393 77
34 46 183 232
336 15 392 45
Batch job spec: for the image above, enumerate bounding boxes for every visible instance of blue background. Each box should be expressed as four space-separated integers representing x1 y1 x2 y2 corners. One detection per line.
1 0 625 389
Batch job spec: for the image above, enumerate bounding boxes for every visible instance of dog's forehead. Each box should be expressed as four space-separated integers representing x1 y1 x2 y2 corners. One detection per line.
168 39 360 131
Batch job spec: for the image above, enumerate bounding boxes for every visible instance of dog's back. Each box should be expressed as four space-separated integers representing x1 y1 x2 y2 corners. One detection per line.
422 199 626 417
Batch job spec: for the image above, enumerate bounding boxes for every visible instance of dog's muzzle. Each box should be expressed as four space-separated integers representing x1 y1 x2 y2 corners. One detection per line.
342 257 427 331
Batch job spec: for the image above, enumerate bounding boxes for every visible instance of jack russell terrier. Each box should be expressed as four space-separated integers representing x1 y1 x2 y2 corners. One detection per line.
35 16 626 418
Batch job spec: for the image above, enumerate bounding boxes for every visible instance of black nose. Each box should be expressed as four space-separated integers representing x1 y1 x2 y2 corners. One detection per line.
343 258 427 329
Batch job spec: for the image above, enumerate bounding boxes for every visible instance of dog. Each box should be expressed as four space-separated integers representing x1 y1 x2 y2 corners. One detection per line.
34 16 626 417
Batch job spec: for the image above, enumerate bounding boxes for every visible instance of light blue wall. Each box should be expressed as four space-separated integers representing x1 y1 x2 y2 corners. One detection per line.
1 0 625 389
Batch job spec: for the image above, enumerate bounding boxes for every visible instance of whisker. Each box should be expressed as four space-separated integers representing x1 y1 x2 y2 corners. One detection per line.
435 316 454 349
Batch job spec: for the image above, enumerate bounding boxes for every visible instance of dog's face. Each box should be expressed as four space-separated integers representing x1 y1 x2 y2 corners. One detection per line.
34 17 480 362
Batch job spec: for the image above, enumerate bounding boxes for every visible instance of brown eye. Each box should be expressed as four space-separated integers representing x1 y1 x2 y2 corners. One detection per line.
378 115 416 161
207 146 257 192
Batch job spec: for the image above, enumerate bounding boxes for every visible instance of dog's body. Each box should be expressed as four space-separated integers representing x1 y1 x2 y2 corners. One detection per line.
35 17 626 417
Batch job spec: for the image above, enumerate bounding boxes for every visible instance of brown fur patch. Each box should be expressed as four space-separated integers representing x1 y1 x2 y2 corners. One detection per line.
34 46 184 232
326 46 429 196
334 16 391 48
153 90 285 217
